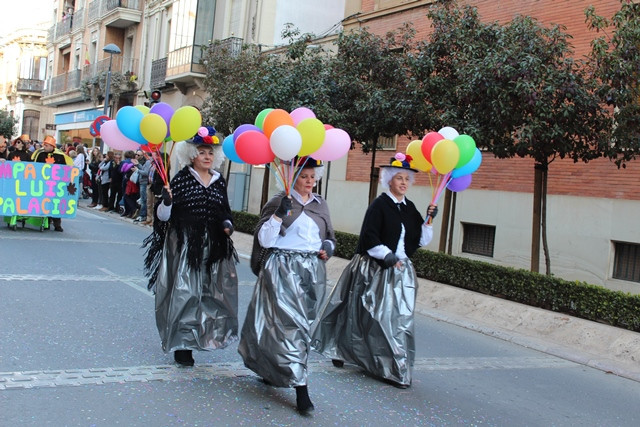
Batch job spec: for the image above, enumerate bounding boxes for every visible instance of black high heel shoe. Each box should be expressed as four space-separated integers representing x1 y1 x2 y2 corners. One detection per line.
174 350 194 367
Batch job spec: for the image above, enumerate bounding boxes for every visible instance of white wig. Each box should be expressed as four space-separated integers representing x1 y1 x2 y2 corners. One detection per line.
379 167 416 191
274 164 325 192
174 141 225 171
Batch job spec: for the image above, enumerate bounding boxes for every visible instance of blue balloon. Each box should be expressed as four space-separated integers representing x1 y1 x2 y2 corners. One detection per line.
223 134 244 163
116 106 146 144
451 148 482 178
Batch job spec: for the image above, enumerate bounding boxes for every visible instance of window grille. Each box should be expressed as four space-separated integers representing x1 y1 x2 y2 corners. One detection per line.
613 241 640 283
462 223 495 257
377 135 397 151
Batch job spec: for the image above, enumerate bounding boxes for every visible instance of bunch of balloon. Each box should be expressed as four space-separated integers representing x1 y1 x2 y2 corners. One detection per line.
230 107 351 194
99 103 202 185
417 126 482 223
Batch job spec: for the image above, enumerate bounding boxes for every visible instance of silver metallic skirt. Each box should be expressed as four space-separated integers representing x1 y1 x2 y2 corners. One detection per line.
311 254 417 386
238 249 326 387
155 229 239 353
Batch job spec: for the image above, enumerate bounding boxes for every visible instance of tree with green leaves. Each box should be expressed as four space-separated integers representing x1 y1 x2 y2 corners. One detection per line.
200 26 334 204
418 1 610 275
586 0 640 167
0 109 17 139
326 25 418 204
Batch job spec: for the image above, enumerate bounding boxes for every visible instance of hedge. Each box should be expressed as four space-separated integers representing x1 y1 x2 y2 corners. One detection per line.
233 210 640 332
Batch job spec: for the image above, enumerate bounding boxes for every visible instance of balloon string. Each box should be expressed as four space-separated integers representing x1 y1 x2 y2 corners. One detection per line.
269 160 287 194
432 171 452 204
150 146 168 186
289 156 305 194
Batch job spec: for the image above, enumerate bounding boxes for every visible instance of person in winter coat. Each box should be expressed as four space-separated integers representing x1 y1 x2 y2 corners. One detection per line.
143 127 237 369
238 157 335 415
312 153 437 389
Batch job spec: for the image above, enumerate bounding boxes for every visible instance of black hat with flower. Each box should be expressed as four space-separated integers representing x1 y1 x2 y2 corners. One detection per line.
188 126 220 146
380 152 418 173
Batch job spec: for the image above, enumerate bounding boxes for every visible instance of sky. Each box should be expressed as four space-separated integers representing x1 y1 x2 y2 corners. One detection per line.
0 0 52 37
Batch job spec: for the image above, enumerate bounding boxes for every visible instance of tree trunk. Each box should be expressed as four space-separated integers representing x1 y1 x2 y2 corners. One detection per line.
447 191 456 255
531 164 544 272
260 166 270 207
368 141 379 205
438 189 452 253
541 166 551 275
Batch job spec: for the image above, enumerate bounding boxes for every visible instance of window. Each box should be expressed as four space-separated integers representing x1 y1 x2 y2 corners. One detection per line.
462 223 495 257
613 241 640 283
377 135 396 151
22 110 40 141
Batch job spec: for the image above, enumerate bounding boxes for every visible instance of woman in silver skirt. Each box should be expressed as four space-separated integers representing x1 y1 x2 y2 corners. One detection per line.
238 157 336 415
312 154 437 388
144 128 237 367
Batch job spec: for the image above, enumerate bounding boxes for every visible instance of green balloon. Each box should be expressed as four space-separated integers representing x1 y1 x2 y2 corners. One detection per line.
254 108 274 131
453 134 476 168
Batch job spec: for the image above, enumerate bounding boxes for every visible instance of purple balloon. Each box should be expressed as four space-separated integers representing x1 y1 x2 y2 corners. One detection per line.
447 174 472 192
233 124 260 142
149 102 174 137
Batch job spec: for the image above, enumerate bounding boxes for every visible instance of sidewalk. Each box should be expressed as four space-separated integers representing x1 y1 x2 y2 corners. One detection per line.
83 205 640 383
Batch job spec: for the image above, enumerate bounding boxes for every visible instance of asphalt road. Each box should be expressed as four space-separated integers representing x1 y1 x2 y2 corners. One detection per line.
1 207 639 426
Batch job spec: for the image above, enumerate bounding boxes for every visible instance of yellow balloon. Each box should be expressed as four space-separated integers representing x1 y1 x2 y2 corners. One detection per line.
431 139 460 174
140 113 168 144
135 105 150 115
296 118 326 156
170 106 202 141
406 139 432 172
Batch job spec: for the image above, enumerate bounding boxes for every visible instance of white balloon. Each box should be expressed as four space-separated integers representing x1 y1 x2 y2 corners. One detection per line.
438 126 459 140
269 125 302 160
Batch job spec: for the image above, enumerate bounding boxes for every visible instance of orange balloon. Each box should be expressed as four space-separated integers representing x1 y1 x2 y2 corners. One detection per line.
262 109 294 138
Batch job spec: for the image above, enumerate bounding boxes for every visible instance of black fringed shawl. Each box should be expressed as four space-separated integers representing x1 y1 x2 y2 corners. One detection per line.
143 166 236 290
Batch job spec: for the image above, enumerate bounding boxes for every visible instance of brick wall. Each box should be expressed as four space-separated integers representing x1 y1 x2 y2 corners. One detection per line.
345 0 633 201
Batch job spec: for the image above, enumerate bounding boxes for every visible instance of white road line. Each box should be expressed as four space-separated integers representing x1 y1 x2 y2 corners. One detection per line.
0 356 577 391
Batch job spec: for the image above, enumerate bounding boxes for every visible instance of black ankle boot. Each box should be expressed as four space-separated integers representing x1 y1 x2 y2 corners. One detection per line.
295 385 315 415
331 359 344 368
174 350 194 366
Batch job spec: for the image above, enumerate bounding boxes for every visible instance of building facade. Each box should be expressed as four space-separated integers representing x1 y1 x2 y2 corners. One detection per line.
0 28 50 141
42 0 144 148
320 0 640 293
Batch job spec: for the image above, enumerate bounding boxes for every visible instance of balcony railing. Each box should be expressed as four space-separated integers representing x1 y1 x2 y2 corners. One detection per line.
17 79 44 93
150 57 167 89
42 69 82 97
54 17 73 41
216 37 244 57
88 0 142 23
82 56 138 80
72 8 85 30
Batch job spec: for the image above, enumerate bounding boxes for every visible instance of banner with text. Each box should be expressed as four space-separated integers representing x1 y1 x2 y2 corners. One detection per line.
0 161 80 218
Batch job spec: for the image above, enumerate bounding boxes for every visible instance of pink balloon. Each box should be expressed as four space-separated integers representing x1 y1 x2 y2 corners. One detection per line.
235 130 274 165
290 107 316 126
310 128 351 161
323 124 334 130
100 120 140 151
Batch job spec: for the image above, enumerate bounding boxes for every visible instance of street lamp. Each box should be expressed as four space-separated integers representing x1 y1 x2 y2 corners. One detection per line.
102 43 121 117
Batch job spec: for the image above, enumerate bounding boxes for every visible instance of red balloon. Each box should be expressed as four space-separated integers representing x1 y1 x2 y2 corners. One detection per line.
323 124 334 130
421 131 444 163
140 144 152 153
235 130 274 165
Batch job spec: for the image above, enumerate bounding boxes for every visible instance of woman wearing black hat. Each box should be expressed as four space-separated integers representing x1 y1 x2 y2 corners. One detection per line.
239 157 336 415
312 153 437 389
143 127 237 367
